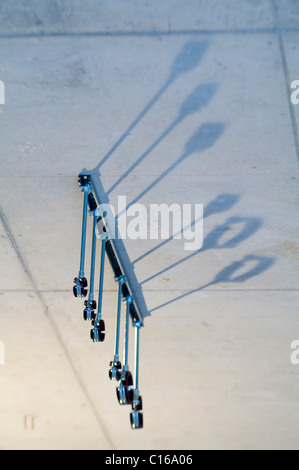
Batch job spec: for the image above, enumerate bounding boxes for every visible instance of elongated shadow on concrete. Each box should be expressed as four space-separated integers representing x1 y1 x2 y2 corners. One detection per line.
118 122 226 219
150 254 276 313
92 40 209 172
140 215 263 285
204 194 241 219
107 82 218 195
202 216 263 251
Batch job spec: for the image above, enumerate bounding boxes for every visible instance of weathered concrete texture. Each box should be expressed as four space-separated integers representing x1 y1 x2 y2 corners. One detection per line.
276 0 299 29
0 0 298 450
0 0 275 35
282 31 299 149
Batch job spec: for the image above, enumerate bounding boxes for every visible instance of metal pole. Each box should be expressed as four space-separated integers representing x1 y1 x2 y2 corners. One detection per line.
114 276 125 362
134 321 142 392
97 235 107 321
79 188 89 279
123 296 132 371
130 320 143 428
88 214 97 302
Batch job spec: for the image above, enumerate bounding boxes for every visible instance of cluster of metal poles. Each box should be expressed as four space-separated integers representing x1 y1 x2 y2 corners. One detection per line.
73 175 143 429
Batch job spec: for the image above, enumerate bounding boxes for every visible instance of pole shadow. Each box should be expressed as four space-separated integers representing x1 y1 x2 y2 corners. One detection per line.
140 215 263 285
107 82 219 195
118 122 226 219
204 194 241 218
202 216 263 251
150 254 276 313
92 40 209 172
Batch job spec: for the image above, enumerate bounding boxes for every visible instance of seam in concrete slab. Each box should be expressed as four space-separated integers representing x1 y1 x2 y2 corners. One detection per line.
0 288 298 294
148 288 299 292
0 27 299 40
0 172 297 178
44 312 116 450
271 0 299 167
0 203 115 450
0 203 48 315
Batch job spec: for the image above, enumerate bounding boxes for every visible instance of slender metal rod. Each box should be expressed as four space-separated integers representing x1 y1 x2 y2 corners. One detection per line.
88 215 97 301
97 236 107 320
123 297 132 369
114 276 125 361
134 323 141 391
79 189 89 279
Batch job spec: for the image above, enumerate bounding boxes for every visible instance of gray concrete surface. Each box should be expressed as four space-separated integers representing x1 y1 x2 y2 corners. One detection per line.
0 0 299 450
